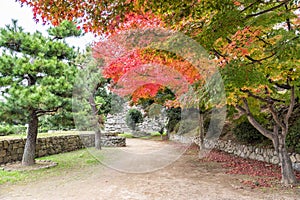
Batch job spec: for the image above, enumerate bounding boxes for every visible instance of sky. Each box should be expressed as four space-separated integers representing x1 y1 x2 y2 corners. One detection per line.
0 1 97 102
0 1 95 49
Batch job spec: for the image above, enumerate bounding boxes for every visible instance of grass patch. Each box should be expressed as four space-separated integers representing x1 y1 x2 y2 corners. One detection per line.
0 148 100 185
140 132 167 140
118 132 166 139
150 132 166 137
118 133 133 138
0 131 94 141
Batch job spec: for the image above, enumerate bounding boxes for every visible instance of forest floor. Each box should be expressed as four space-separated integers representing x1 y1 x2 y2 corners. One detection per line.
0 138 299 200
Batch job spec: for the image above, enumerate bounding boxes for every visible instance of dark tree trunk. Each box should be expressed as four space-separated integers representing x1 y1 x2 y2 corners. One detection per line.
277 133 297 185
22 109 38 166
237 94 298 185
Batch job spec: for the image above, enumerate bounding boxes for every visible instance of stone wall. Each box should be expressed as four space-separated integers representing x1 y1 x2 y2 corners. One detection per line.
105 103 166 133
170 134 300 171
0 134 125 165
192 138 300 171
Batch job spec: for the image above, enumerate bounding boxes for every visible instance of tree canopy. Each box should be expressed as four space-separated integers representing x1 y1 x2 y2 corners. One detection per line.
16 0 300 184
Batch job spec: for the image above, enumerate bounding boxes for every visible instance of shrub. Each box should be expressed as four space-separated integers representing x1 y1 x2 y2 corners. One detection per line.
286 118 300 153
166 107 181 133
233 119 267 144
125 108 143 130
0 124 27 136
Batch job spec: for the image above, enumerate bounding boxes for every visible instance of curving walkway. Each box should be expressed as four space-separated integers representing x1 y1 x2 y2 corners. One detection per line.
0 138 299 200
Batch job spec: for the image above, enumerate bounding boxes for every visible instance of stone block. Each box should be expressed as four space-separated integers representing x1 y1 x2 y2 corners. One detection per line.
3 141 8 148
270 156 279 165
0 150 6 157
264 157 270 163
255 148 261 154
13 143 19 149
290 155 297 163
249 152 256 160
266 149 274 156
240 152 245 158
17 148 24 154
256 154 264 162
295 154 300 162
292 163 300 172
11 155 18 161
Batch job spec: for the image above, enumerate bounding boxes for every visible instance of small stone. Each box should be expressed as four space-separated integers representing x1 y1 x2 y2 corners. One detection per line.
295 154 300 162
271 156 279 165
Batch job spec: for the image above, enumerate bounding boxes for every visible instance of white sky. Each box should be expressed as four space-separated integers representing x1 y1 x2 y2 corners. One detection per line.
0 1 97 102
0 1 95 49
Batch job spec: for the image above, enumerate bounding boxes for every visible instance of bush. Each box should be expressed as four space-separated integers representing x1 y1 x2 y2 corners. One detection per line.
233 119 267 144
166 107 181 133
126 109 143 130
0 124 27 136
287 118 300 153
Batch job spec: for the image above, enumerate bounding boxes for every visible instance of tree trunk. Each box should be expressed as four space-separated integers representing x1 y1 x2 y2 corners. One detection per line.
277 134 297 185
95 128 102 150
164 130 170 140
89 95 102 150
198 112 205 150
238 95 298 185
22 110 38 166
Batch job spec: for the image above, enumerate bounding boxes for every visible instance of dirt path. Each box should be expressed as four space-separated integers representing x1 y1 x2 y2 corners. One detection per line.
0 138 299 200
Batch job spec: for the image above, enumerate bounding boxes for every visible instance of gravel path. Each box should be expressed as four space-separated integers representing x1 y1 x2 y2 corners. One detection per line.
0 138 299 200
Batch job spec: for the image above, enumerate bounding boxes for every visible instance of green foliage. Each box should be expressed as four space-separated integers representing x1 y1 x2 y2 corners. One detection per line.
48 20 81 39
0 124 26 136
166 107 181 133
72 48 121 131
233 118 267 144
38 110 75 132
0 19 80 125
125 108 143 130
286 118 300 154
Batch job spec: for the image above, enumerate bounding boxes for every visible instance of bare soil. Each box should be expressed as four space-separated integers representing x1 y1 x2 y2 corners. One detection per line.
0 138 299 200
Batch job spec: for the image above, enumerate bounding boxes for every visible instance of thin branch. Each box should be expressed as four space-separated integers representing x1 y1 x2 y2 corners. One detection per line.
36 106 61 117
241 0 262 13
284 85 295 126
285 4 292 31
212 48 225 59
240 98 274 140
241 89 273 104
255 35 272 46
245 0 290 18
236 105 247 114
244 53 275 64
275 82 291 90
268 104 285 130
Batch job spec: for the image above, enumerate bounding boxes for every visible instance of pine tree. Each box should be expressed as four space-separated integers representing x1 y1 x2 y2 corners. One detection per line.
0 20 81 166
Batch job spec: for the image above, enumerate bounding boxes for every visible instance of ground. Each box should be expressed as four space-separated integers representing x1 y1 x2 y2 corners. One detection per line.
0 138 299 200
